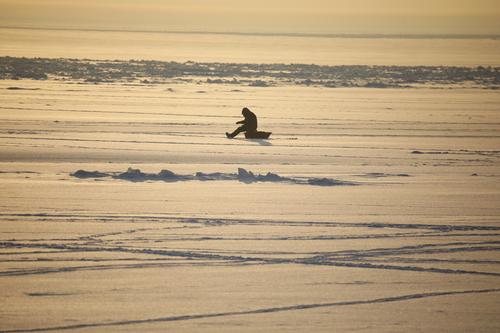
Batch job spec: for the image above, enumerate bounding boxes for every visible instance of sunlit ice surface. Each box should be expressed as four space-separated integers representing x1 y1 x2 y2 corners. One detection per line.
0 28 500 332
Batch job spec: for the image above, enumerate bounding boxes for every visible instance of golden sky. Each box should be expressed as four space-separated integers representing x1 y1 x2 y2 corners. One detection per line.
1 0 499 34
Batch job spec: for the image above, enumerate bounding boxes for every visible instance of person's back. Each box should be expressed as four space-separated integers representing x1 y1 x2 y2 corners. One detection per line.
242 108 257 132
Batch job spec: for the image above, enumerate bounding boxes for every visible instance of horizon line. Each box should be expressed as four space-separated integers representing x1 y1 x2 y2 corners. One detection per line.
1 25 500 40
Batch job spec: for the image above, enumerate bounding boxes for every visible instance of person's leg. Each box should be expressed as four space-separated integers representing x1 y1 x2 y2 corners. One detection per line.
226 125 246 138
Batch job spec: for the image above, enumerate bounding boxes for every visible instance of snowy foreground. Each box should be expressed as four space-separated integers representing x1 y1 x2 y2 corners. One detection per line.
1 80 500 332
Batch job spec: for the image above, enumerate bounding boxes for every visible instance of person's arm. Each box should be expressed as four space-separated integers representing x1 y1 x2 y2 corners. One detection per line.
236 119 246 124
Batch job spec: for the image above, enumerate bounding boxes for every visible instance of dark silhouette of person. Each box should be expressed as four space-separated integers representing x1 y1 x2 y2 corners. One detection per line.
226 107 258 138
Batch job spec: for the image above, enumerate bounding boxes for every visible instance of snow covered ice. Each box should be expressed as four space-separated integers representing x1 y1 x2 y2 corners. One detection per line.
1 28 500 332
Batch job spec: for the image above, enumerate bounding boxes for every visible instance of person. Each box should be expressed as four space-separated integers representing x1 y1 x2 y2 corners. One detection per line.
226 107 258 138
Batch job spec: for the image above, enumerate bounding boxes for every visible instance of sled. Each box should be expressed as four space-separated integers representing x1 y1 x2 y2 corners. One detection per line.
245 131 272 139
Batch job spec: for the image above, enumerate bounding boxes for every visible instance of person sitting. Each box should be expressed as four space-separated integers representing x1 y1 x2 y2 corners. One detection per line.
226 107 258 138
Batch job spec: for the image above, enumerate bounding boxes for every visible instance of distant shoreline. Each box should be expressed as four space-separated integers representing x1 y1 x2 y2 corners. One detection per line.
1 25 499 40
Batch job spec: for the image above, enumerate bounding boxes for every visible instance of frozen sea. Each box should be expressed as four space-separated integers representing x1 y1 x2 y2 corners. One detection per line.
0 28 500 332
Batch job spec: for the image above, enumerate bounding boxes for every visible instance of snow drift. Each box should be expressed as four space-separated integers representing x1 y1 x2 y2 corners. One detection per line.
71 167 357 187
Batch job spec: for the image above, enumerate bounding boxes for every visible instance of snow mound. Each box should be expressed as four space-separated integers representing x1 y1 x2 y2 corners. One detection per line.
71 168 357 187
71 170 110 178
113 168 189 182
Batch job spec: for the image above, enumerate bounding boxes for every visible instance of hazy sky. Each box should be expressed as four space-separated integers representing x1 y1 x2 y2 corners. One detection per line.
1 0 500 34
